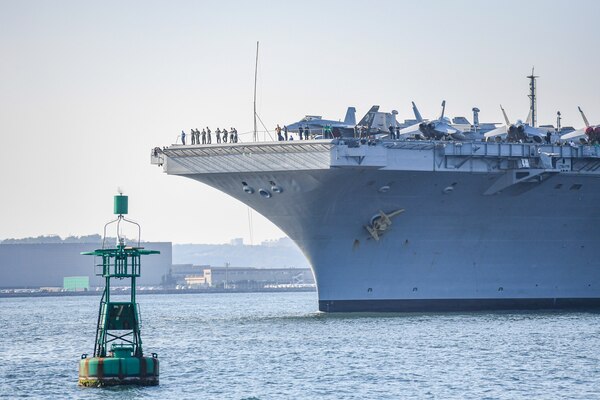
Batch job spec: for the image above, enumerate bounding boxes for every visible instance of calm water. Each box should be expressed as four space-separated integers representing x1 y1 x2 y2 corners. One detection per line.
1 292 600 399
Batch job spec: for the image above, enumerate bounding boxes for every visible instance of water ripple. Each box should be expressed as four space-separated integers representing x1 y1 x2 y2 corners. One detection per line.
2 293 600 399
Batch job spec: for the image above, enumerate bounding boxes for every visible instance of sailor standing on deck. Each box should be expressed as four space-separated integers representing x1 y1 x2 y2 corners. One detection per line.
275 124 283 141
395 126 400 140
216 128 221 144
298 126 304 140
223 128 228 143
284 125 288 141
201 128 207 144
388 125 395 140
304 125 310 140
206 127 212 144
191 128 196 145
181 130 186 145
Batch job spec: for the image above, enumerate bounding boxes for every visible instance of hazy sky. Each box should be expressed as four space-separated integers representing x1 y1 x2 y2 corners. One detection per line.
1 0 599 244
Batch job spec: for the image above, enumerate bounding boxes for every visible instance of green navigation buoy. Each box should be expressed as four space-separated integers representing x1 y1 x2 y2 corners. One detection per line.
78 193 160 387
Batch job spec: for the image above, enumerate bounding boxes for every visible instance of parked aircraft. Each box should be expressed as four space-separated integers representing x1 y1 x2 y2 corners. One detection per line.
399 101 467 140
355 106 402 137
420 101 466 140
285 107 356 133
484 105 546 143
560 106 600 143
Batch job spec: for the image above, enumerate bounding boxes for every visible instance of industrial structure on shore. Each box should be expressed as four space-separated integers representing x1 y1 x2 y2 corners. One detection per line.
0 239 311 293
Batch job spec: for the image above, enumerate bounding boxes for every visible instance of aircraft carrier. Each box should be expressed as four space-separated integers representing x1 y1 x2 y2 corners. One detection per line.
151 136 600 312
150 70 600 312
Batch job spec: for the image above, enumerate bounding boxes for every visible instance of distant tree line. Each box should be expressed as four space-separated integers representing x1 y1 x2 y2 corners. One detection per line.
1 234 112 244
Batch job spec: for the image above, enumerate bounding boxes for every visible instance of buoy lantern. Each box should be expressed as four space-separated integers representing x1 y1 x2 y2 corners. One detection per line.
78 194 160 387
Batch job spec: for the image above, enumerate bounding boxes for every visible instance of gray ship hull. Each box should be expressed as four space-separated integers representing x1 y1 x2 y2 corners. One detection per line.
155 140 600 312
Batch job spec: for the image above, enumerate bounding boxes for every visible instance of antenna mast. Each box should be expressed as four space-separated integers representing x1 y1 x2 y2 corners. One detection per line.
527 67 539 127
253 41 259 142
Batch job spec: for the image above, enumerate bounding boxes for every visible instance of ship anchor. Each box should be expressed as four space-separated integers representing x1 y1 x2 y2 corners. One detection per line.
365 209 405 241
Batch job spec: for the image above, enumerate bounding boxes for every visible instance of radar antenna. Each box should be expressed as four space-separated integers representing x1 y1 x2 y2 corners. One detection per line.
527 67 539 127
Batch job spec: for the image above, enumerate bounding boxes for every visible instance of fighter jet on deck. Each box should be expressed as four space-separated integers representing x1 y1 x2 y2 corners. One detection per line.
484 105 547 143
285 107 356 133
355 106 398 135
399 101 471 140
560 106 600 144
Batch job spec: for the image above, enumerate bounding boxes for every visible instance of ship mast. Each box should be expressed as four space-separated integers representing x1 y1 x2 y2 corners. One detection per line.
253 41 259 142
527 67 539 127
248 41 259 244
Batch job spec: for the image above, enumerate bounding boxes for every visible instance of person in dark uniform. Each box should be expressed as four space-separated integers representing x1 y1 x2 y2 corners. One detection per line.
395 126 400 140
223 128 228 143
388 125 395 140
206 127 212 144
298 126 304 140
304 125 310 140
546 131 552 144
181 130 186 145
201 128 207 144
216 128 221 144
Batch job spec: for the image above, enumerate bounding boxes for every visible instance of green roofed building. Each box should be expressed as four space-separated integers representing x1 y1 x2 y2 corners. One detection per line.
63 276 89 291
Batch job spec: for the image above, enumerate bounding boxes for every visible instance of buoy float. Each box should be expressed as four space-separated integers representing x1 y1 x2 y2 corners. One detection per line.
78 193 160 387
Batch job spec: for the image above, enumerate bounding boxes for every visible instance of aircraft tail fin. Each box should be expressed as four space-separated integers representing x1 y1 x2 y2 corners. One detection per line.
357 105 380 130
412 102 423 122
343 107 356 125
578 106 590 128
500 105 511 126
439 100 446 120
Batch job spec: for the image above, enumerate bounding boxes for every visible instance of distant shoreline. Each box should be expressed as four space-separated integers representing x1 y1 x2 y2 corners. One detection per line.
0 287 316 299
